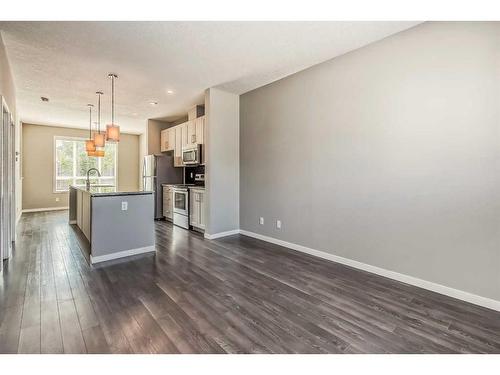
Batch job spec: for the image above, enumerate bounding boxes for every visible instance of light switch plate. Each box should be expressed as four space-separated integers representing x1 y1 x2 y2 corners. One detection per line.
259 217 264 225
121 201 128 211
276 220 282 229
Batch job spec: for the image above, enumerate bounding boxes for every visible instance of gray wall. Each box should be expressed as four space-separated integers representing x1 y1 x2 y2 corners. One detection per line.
205 88 240 235
240 22 500 301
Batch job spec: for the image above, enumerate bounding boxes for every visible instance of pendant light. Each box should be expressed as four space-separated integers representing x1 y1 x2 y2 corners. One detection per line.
93 91 106 147
85 104 96 153
106 73 120 142
94 91 104 158
87 121 97 156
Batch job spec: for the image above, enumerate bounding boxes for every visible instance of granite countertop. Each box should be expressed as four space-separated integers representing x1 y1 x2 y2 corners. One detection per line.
70 185 153 197
188 186 205 190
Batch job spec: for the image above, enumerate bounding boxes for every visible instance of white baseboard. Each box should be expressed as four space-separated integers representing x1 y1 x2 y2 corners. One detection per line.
239 229 500 312
204 229 241 240
90 245 156 264
22 206 69 213
69 220 77 224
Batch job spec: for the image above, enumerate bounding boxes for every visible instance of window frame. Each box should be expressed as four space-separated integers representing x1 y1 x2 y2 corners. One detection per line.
53 135 119 193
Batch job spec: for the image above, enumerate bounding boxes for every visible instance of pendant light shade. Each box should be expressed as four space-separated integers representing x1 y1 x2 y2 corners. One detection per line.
93 91 106 147
106 73 120 142
94 149 105 157
94 132 106 148
86 104 96 153
86 140 96 152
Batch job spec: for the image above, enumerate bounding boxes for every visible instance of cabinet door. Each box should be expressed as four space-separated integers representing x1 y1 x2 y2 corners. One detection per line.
195 116 204 144
168 191 173 219
160 129 168 152
190 191 198 226
181 122 189 149
167 128 175 151
163 187 173 220
187 120 196 146
76 190 83 228
198 190 205 229
174 125 182 166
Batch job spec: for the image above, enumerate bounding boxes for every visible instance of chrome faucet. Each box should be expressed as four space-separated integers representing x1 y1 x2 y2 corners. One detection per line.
86 168 101 190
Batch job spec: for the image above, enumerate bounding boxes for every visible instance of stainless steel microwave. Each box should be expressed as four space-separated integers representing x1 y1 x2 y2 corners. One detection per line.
182 144 203 165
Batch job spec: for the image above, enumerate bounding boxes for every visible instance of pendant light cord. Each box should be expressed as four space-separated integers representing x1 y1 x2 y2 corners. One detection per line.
88 105 92 138
111 75 115 125
97 92 101 133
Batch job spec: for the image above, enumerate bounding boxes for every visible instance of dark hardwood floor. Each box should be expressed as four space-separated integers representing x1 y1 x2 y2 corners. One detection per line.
1 210 499 353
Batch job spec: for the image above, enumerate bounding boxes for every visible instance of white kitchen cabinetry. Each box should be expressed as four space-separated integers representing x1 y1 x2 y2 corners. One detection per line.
194 116 204 144
167 127 175 151
160 128 175 152
165 115 206 167
181 122 188 149
174 125 183 167
187 120 196 146
162 185 174 221
189 188 205 231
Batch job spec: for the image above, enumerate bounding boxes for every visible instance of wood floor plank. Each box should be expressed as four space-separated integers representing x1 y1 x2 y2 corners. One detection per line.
58 299 87 354
40 300 64 354
1 210 500 354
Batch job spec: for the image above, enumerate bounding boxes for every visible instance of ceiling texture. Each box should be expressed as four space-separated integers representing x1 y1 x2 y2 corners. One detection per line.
0 21 420 134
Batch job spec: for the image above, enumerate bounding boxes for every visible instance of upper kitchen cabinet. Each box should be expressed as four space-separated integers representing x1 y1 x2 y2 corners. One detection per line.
174 125 183 166
160 127 175 152
184 117 206 147
187 120 196 146
194 116 205 144
181 122 189 149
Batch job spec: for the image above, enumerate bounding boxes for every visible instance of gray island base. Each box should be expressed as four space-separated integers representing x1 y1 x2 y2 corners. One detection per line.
69 186 155 264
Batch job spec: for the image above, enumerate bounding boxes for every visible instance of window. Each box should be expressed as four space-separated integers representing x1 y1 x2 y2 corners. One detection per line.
54 137 118 192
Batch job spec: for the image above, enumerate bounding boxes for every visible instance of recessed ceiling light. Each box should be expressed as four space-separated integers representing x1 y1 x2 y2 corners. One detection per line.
41 96 49 102
166 90 174 95
149 101 158 106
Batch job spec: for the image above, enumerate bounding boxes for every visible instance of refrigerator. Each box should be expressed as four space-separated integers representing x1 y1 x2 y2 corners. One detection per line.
143 154 183 219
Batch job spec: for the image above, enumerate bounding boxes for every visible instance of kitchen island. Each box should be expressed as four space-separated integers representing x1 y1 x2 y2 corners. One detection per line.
69 185 155 264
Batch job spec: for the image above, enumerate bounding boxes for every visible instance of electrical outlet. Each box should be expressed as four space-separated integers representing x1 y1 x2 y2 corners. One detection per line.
276 220 282 229
259 217 264 225
55 197 60 202
121 201 128 211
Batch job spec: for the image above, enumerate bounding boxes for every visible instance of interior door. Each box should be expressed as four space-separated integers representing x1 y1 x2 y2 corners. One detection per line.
1 97 12 261
10 114 15 242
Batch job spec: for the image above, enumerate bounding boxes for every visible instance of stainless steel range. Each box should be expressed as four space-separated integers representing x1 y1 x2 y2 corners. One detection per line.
172 186 190 229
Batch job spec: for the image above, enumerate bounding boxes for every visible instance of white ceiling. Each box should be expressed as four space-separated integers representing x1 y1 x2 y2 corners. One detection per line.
0 21 420 134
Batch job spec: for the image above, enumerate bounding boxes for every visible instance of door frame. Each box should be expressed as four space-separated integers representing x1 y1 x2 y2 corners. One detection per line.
1 96 14 269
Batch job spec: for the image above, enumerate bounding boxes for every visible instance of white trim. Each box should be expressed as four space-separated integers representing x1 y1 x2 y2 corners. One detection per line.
69 220 77 224
22 206 69 213
16 210 22 224
239 230 500 312
90 245 155 264
204 229 241 240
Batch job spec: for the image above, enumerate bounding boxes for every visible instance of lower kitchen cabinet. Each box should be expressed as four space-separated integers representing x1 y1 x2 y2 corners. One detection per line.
162 185 174 221
189 188 205 231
